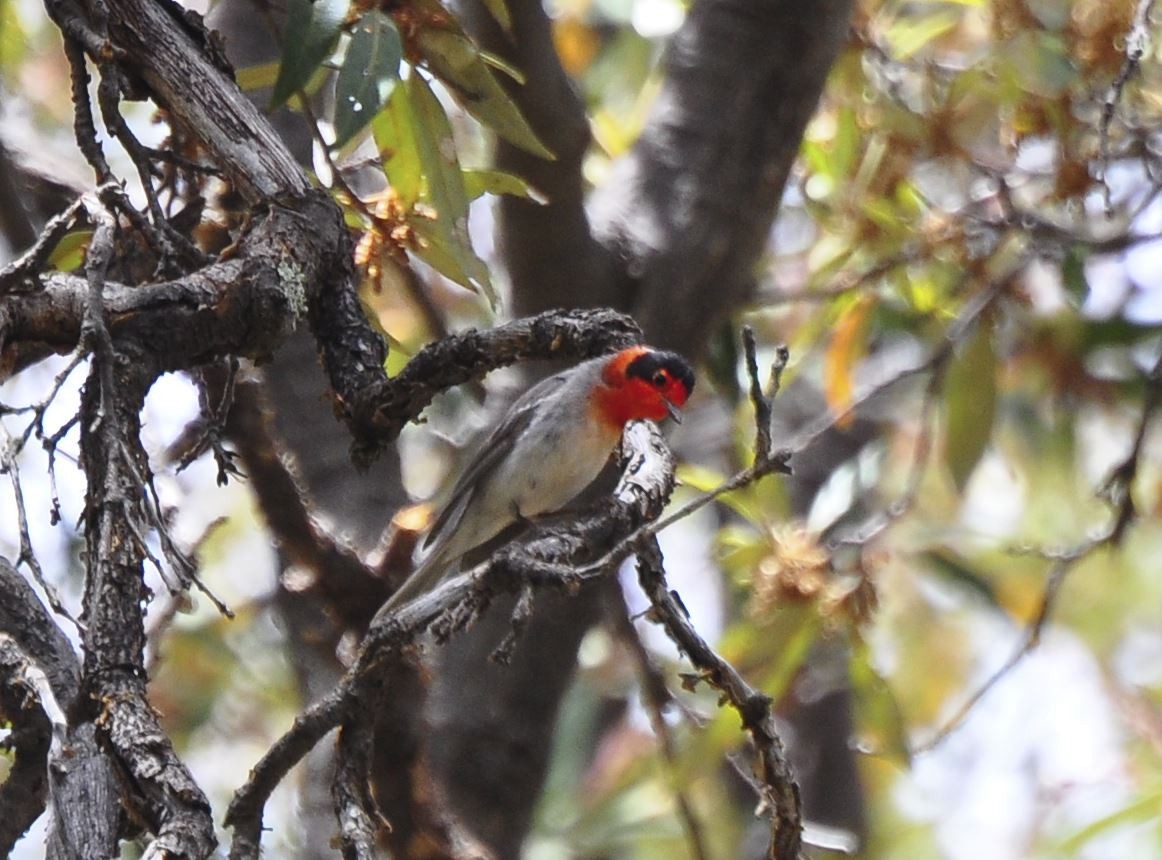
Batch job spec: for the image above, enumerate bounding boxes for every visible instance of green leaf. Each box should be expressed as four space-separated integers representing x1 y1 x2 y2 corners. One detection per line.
272 0 349 109
236 60 281 93
462 169 543 202
372 84 423 208
407 74 494 303
49 230 93 272
410 0 553 159
334 12 402 146
943 320 997 491
1062 245 1089 306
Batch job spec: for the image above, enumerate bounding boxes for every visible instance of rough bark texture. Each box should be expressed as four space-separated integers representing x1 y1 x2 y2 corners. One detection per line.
0 560 82 854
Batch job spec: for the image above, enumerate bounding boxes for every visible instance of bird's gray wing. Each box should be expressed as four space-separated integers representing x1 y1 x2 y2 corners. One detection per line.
422 371 570 550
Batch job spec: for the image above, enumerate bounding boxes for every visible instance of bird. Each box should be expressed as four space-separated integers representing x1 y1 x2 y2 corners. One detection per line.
374 345 696 620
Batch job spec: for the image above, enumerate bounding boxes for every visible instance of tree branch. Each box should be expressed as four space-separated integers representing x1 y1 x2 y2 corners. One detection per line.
0 565 77 854
635 538 802 858
345 307 643 463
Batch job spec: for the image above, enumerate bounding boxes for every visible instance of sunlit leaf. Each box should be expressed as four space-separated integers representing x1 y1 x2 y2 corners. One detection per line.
272 0 349 109
49 230 93 272
943 320 997 491
236 60 280 92
886 10 959 59
675 465 763 521
372 83 423 208
333 11 402 146
479 49 525 83
824 296 874 428
674 463 727 493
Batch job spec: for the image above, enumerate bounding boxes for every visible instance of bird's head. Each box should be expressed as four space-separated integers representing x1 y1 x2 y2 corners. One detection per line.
593 346 696 428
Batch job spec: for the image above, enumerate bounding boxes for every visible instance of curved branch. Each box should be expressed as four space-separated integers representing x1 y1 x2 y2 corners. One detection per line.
346 307 643 463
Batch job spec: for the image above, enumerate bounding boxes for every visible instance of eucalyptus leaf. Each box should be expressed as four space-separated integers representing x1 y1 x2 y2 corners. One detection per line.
334 12 402 146
372 83 423 208
407 74 495 304
944 320 997 491
272 0 349 109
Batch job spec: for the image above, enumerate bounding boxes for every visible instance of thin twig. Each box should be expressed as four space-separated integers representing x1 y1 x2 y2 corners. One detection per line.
0 424 78 626
911 538 1090 755
636 538 802 859
606 589 711 860
1100 0 1159 214
0 192 96 293
912 348 1162 754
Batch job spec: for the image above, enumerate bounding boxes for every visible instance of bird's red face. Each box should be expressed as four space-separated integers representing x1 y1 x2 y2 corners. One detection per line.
593 346 696 429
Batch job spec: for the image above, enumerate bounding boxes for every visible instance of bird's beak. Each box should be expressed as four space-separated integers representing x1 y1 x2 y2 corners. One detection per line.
664 398 682 424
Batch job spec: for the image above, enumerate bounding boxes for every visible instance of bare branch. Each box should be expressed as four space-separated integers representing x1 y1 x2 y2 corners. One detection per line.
345 307 644 464
0 189 98 294
1100 0 1159 212
226 682 350 859
606 590 711 860
636 537 802 859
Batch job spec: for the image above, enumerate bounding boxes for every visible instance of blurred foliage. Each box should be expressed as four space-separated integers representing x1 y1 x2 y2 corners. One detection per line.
4 0 1162 857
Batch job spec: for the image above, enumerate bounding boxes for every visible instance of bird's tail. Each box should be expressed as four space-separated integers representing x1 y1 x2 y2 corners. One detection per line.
370 549 449 625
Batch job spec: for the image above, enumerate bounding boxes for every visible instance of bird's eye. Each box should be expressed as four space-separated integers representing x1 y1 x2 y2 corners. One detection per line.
652 371 668 387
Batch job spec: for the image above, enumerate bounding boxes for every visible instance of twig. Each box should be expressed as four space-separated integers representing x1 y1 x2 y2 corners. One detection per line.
828 364 944 549
606 589 711 860
911 538 1089 755
636 538 802 859
1101 350 1162 541
912 348 1162 754
1100 0 1159 214
0 633 69 752
116 436 234 618
225 681 352 859
0 424 78 626
61 36 112 182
